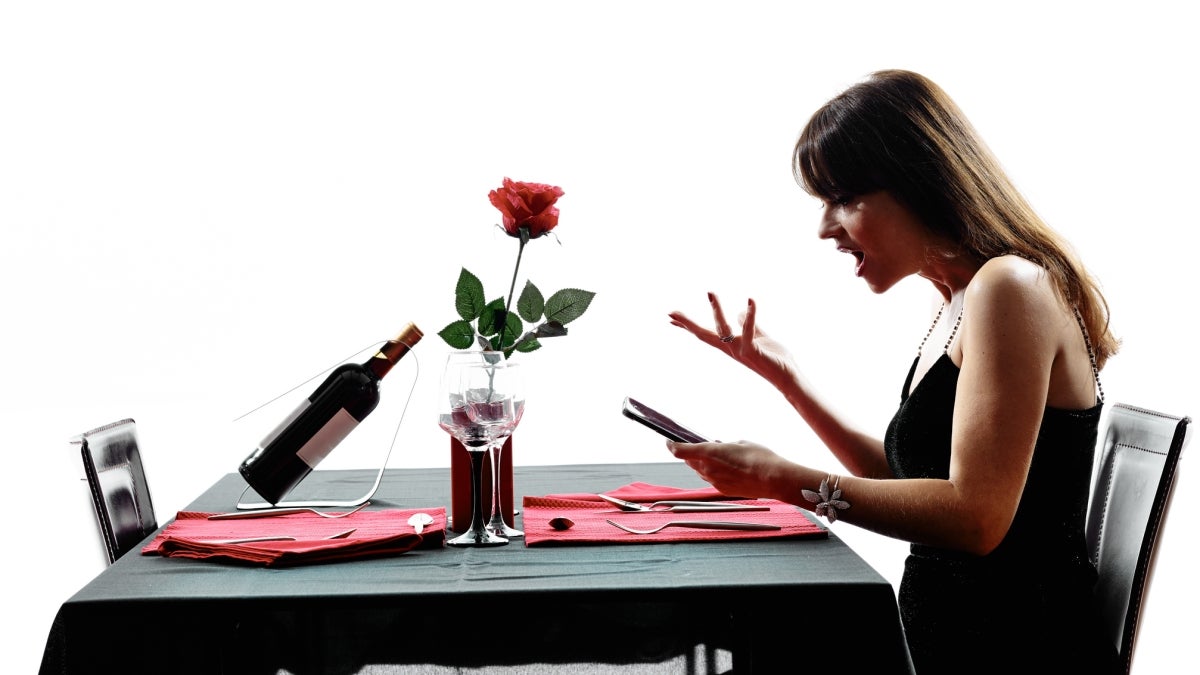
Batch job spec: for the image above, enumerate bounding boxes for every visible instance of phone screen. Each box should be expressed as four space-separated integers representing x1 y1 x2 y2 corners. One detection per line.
622 397 709 443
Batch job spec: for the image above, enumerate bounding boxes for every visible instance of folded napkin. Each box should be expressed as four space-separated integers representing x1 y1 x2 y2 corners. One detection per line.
142 507 446 566
523 484 826 546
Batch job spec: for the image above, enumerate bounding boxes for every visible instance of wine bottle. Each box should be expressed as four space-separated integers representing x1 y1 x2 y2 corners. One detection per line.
238 323 423 504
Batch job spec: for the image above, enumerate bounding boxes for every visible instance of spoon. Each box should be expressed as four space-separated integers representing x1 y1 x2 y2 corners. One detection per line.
407 512 434 534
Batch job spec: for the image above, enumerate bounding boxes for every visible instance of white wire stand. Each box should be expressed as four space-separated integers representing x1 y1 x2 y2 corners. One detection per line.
232 341 420 510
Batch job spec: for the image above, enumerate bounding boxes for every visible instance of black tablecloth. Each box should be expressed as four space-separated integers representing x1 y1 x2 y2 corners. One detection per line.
40 462 913 674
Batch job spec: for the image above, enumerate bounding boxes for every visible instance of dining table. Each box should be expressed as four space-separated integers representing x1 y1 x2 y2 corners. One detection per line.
39 461 914 674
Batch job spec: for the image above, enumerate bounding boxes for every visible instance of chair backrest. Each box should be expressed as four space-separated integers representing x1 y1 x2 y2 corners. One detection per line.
72 418 158 564
1085 402 1191 673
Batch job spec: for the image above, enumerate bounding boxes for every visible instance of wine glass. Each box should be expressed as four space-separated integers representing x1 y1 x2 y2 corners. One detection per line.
436 352 512 547
476 363 524 539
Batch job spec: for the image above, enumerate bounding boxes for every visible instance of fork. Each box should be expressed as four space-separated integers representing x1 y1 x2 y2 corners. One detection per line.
208 502 370 520
605 519 782 534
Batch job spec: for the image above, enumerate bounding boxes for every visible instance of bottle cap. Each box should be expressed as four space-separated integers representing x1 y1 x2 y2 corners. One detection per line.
393 322 424 348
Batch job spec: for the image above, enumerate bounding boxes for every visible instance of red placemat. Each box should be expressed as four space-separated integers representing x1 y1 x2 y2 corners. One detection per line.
142 507 446 566
522 487 826 546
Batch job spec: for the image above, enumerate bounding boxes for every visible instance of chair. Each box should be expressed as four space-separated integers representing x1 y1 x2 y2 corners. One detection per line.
72 418 158 564
1085 402 1191 673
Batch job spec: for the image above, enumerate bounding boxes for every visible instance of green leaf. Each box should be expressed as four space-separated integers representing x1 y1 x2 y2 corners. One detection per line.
511 331 541 353
478 297 523 348
514 336 542 353
516 280 544 323
454 268 486 321
504 336 541 359
544 288 596 325
499 311 522 348
438 320 476 349
477 297 506 336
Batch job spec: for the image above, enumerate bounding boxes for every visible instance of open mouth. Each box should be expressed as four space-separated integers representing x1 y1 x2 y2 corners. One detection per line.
838 247 865 276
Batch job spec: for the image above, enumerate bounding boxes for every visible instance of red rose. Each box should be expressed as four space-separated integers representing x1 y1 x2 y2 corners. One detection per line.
488 177 565 240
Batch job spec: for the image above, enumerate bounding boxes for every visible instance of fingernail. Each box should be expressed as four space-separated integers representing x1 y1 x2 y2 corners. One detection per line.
707 292 715 303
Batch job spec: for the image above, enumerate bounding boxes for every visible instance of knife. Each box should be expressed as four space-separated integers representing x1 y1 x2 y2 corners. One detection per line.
207 502 370 520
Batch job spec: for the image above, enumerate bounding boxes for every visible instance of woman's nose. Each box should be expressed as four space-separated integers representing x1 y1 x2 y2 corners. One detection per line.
817 209 839 240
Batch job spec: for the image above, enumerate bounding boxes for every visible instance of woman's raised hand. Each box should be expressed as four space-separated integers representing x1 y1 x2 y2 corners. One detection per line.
668 292 796 386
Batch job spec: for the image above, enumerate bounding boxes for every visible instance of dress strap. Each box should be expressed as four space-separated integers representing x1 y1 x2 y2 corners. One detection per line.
915 304 945 358
919 302 1104 404
915 304 965 357
926 304 1103 402
942 307 964 354
1073 306 1105 404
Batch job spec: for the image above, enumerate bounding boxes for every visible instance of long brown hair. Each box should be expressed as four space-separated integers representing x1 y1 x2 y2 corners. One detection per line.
793 70 1118 368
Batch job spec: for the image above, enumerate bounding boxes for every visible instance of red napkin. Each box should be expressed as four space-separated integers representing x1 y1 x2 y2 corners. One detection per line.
142 508 446 566
522 484 826 546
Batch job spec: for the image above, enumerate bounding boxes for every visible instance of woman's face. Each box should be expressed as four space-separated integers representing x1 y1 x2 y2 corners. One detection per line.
816 190 931 294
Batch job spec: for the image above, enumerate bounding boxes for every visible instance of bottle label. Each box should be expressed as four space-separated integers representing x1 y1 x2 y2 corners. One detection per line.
295 408 360 468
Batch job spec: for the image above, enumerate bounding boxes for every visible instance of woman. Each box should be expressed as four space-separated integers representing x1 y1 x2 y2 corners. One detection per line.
667 70 1121 674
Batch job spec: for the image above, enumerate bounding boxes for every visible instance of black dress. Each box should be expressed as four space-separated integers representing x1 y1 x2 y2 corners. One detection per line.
884 352 1120 674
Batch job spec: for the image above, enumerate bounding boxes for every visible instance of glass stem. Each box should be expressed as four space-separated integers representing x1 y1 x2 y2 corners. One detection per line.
468 449 488 536
488 442 506 529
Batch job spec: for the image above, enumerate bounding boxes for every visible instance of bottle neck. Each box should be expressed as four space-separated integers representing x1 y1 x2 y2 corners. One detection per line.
364 323 423 380
365 341 409 379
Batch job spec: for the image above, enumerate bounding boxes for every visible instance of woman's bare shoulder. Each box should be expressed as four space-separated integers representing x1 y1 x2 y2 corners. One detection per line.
967 255 1057 311
961 255 1066 359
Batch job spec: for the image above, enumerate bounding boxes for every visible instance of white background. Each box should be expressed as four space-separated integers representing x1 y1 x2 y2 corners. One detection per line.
3 2 1196 672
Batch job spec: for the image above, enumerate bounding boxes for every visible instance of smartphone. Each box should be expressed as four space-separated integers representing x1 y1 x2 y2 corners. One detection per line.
622 396 710 443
